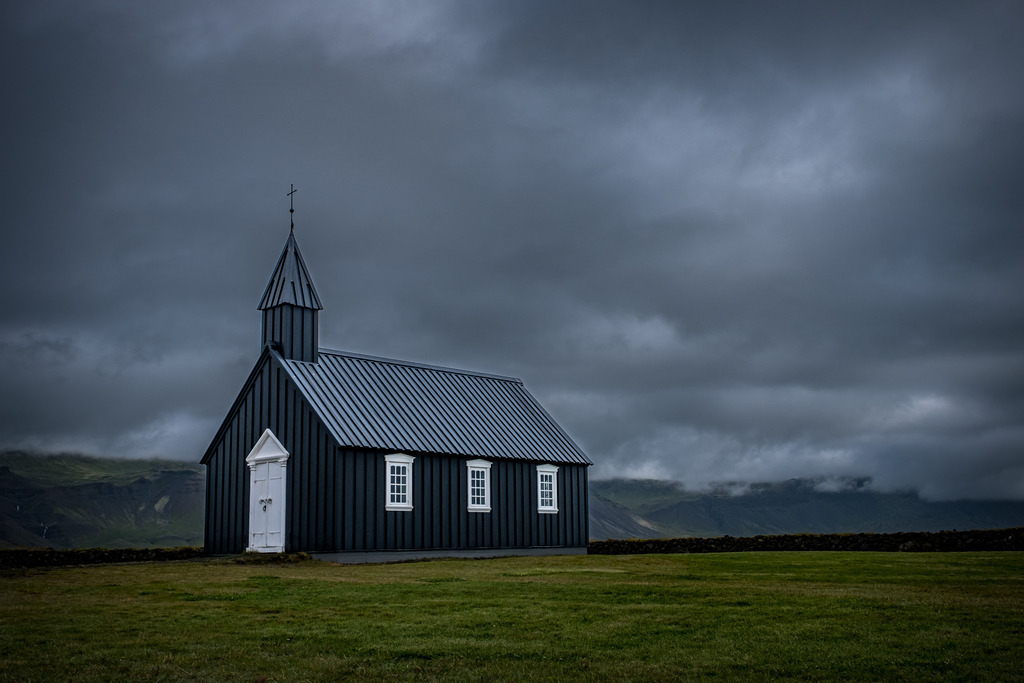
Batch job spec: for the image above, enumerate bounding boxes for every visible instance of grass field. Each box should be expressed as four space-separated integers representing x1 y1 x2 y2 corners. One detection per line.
2 552 1022 681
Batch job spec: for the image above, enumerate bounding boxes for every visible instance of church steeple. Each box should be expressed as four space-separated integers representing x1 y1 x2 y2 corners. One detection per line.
258 231 322 363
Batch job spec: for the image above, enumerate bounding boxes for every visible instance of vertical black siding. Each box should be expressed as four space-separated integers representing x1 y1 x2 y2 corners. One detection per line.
281 382 339 552
261 304 318 362
205 353 337 554
326 452 589 551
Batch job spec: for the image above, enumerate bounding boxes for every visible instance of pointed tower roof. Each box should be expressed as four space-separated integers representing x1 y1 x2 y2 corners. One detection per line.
257 232 323 311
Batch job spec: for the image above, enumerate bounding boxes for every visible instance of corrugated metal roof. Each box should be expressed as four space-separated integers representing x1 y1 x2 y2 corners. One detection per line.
257 232 323 310
278 348 591 465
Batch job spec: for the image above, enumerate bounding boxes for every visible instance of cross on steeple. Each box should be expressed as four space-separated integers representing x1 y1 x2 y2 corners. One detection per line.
287 184 298 232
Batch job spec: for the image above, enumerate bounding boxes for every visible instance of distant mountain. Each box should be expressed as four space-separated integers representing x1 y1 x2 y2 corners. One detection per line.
590 478 1024 539
588 493 668 541
0 452 204 549
5 453 1024 548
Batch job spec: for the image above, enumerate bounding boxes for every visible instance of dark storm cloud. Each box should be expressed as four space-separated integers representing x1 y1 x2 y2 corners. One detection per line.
2 1 1022 500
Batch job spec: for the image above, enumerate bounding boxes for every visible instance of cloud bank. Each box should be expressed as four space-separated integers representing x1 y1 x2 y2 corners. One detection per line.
2 1 1022 500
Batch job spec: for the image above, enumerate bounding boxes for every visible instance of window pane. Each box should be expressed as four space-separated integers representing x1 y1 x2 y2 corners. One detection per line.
539 471 554 508
391 464 409 504
469 467 488 507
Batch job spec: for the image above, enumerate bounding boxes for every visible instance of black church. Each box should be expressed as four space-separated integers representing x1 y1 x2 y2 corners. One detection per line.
201 220 591 559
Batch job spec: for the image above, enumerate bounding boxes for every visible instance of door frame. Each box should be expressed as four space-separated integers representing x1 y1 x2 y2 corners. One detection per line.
245 428 290 553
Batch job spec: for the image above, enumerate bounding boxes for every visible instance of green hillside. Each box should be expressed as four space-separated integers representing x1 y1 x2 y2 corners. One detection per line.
0 451 200 488
0 451 204 549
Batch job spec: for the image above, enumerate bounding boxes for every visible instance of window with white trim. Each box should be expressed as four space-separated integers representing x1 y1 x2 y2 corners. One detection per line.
466 459 492 512
536 463 559 513
385 453 415 511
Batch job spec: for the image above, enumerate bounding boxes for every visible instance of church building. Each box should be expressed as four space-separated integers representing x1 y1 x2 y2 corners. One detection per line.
201 218 591 560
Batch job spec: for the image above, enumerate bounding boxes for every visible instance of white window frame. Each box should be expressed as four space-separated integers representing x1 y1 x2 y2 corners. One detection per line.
385 453 415 511
466 459 492 512
536 463 559 514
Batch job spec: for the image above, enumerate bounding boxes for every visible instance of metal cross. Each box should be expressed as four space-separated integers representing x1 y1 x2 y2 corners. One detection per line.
287 184 297 232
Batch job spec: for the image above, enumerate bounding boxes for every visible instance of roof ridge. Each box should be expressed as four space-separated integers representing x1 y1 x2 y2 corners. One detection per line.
314 347 524 384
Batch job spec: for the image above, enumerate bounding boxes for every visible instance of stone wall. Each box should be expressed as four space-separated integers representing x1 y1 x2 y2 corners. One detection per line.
0 546 205 570
588 527 1024 554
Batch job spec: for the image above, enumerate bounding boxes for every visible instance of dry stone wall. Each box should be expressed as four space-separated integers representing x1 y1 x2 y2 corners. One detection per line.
588 527 1024 554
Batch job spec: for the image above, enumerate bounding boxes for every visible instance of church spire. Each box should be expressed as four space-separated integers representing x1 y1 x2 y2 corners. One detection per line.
257 232 323 312
258 193 322 362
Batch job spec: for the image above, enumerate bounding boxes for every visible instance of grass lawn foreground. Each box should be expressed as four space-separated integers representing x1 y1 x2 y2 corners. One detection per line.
1 551 1022 680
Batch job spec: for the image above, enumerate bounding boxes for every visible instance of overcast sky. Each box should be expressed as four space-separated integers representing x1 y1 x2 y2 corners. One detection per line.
3 1 1023 500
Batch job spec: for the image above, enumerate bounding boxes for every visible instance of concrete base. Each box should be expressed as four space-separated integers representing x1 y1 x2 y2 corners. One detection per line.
312 546 588 565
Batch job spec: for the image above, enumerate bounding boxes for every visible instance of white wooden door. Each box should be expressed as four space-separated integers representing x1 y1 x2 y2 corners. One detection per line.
245 429 289 553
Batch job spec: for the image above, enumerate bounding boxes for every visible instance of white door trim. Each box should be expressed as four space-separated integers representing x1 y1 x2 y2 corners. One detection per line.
245 428 290 553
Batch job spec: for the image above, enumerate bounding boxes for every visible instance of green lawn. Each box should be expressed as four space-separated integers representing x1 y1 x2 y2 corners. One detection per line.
2 552 1022 681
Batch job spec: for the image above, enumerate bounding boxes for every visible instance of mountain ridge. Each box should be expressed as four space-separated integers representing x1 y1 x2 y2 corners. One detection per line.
592 478 1024 539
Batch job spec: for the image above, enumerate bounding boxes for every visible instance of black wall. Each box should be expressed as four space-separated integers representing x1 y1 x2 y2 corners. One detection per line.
325 450 588 551
204 351 334 554
204 351 589 554
261 304 318 363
